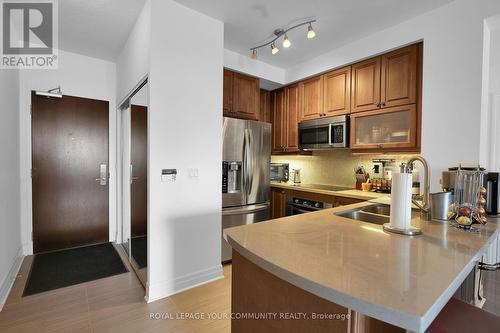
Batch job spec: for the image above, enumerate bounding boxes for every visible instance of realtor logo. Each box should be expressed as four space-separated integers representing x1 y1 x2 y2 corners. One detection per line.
1 0 58 69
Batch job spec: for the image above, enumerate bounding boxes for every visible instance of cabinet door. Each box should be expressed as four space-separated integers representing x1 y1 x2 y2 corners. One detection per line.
271 188 286 219
351 57 381 113
272 89 286 152
381 44 417 108
285 84 300 151
323 66 351 117
300 76 323 121
233 72 260 120
350 104 417 150
260 89 271 123
223 69 233 116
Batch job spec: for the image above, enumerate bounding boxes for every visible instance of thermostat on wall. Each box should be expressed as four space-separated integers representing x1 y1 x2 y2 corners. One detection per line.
161 169 177 182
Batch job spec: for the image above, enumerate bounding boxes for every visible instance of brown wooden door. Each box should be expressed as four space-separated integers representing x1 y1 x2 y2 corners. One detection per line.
323 66 351 117
300 76 323 121
351 57 381 113
259 89 271 123
130 105 147 238
271 188 286 219
232 72 259 120
272 89 286 152
380 44 417 108
350 104 417 151
285 84 300 151
32 92 109 253
223 69 233 116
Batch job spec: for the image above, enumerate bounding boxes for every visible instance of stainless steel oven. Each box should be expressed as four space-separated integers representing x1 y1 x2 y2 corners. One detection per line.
286 197 333 216
298 115 348 150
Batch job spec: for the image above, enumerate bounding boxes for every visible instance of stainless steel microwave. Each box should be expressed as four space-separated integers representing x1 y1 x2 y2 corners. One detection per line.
298 115 348 150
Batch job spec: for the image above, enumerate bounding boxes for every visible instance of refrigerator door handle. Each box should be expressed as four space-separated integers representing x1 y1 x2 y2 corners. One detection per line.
222 202 270 216
246 128 254 194
243 128 252 196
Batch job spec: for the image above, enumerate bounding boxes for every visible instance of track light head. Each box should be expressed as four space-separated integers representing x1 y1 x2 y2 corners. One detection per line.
271 43 279 55
251 49 257 59
282 35 291 48
307 23 316 39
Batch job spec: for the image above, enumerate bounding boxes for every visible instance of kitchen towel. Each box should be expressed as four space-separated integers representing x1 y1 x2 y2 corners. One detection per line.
390 172 413 230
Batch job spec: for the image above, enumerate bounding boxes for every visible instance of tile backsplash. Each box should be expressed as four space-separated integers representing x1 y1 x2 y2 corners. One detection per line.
271 150 416 187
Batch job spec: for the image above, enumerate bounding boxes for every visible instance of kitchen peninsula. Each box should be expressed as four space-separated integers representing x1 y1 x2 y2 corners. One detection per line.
224 201 500 333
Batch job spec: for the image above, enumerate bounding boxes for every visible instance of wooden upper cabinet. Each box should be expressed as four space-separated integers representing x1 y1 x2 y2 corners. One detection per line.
223 69 233 116
285 84 300 151
300 76 323 121
380 44 417 108
232 72 260 120
351 57 381 113
272 89 286 152
323 66 351 117
259 89 271 123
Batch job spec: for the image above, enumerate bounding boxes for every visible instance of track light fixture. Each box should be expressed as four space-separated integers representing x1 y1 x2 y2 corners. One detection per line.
307 23 316 39
271 43 279 55
282 34 291 48
249 19 317 58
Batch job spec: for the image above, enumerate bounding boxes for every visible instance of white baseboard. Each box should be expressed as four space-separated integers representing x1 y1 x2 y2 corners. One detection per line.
146 264 223 303
0 247 24 311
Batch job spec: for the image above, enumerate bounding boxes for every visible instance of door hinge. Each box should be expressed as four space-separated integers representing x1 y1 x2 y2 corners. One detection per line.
31 232 33 241
30 104 32 116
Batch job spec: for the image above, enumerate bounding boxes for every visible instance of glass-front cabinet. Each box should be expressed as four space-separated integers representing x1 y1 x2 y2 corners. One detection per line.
350 104 417 150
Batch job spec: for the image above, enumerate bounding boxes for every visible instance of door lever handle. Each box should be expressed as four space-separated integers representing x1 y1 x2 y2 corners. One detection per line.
96 163 108 186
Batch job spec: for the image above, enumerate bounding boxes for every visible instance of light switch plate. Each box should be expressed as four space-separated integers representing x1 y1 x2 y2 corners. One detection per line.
161 169 177 182
188 168 199 179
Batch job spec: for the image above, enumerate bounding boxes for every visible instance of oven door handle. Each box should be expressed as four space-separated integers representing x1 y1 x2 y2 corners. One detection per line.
293 207 316 214
328 123 333 146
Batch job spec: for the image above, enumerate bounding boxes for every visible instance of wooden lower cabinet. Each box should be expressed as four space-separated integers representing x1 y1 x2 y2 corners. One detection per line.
232 251 405 333
334 196 365 207
271 188 287 219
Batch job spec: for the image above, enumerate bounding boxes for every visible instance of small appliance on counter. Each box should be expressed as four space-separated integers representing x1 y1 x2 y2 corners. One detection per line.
484 172 498 215
270 163 289 183
291 169 301 184
441 165 490 229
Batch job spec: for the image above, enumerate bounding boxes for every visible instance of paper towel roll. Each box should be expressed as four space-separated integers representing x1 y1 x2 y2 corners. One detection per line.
390 173 413 230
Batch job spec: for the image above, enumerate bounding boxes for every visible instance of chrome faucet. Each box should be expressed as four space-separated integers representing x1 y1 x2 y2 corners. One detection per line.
406 156 431 221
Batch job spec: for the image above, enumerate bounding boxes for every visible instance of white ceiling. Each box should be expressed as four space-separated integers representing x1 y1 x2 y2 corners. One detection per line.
174 0 454 68
59 0 147 61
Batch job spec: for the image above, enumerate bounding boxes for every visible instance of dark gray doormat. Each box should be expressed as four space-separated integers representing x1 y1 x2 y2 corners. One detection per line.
23 242 128 296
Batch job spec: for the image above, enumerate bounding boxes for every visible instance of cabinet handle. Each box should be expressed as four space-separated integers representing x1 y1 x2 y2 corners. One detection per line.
381 102 386 107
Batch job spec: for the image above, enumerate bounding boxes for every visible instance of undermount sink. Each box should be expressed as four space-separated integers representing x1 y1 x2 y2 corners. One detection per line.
336 204 419 226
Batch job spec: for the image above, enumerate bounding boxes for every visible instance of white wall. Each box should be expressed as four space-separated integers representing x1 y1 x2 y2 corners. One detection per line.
284 0 500 191
224 48 285 84
19 50 117 254
147 0 223 302
0 68 22 311
116 0 151 102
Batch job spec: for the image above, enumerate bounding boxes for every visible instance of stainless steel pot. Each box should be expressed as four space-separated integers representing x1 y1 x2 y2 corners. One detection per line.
430 191 453 221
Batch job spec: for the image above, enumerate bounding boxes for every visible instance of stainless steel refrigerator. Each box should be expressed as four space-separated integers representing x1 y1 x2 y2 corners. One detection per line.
222 117 271 263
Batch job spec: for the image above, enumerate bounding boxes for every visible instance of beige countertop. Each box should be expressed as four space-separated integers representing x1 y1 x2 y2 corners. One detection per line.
271 182 389 201
224 202 500 333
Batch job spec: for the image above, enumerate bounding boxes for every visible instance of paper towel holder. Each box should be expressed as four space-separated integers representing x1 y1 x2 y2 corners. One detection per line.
382 223 422 236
